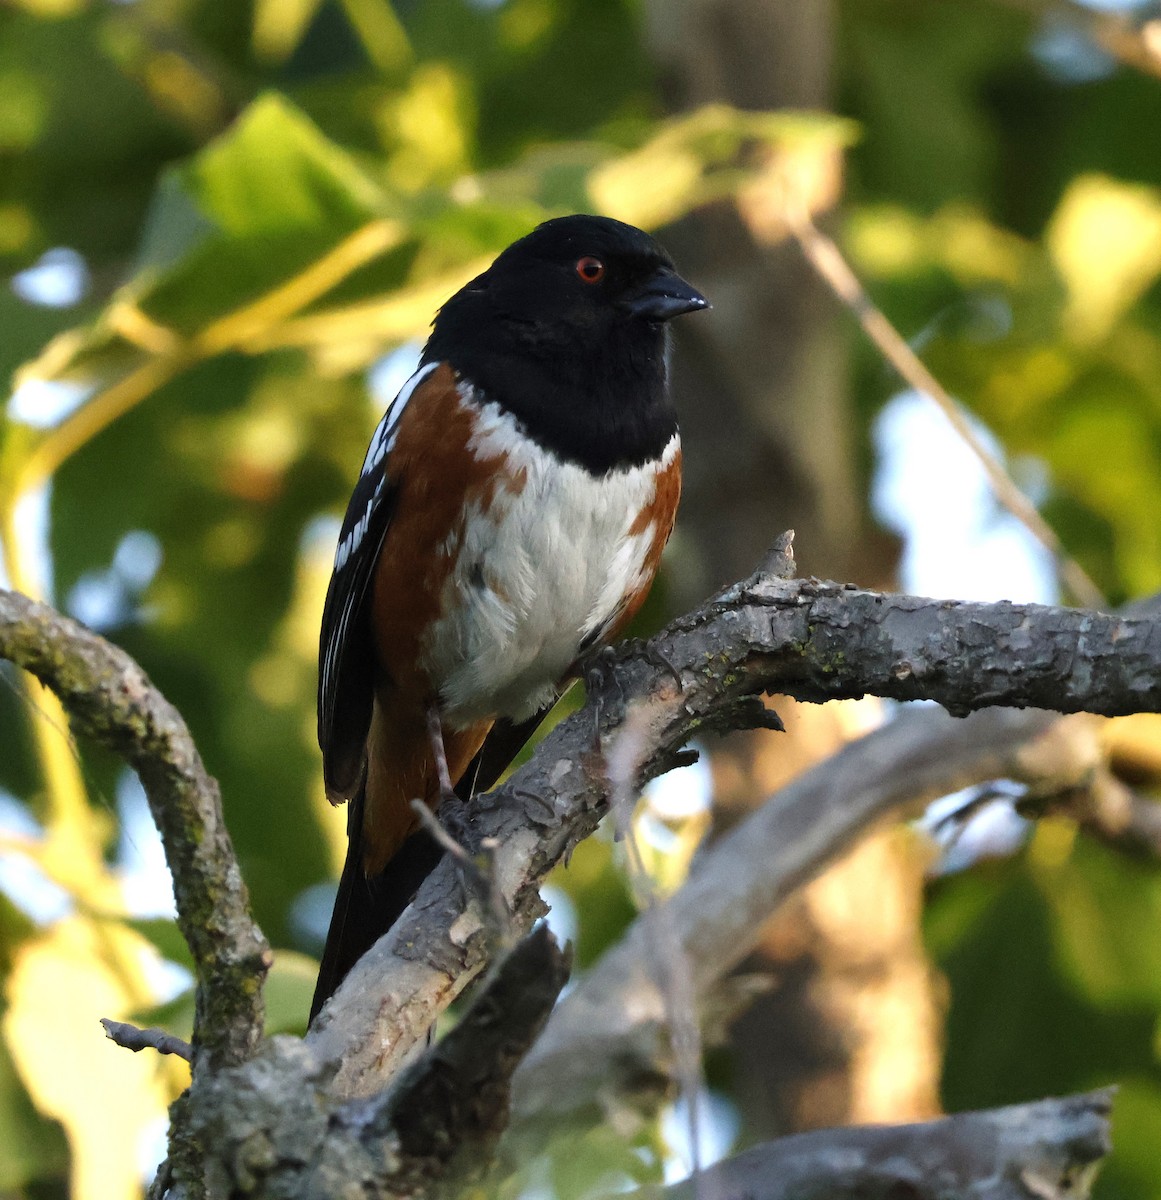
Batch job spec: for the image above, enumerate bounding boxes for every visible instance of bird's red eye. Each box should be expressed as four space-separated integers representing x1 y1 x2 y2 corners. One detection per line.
576 256 605 284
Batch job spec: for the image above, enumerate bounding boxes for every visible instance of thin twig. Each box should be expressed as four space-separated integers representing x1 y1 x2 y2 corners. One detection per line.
784 207 1105 610
101 1018 193 1062
606 705 705 1181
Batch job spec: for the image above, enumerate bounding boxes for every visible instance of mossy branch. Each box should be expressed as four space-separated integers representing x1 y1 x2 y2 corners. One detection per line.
0 587 270 1072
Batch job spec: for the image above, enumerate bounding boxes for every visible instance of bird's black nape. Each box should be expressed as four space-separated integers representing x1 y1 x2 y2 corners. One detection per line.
422 214 707 475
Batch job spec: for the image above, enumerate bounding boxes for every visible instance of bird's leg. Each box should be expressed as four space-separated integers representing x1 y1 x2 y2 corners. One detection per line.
421 706 510 932
426 704 457 805
425 702 471 842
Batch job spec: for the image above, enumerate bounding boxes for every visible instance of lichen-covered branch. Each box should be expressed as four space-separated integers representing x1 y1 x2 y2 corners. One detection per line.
309 572 1161 1100
179 927 569 1200
0 587 269 1071
634 1090 1113 1200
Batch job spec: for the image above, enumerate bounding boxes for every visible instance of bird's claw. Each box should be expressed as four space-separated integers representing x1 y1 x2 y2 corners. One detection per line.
622 636 684 692
580 645 624 748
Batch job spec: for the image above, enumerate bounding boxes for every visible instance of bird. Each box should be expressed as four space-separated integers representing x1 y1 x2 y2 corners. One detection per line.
310 213 708 1022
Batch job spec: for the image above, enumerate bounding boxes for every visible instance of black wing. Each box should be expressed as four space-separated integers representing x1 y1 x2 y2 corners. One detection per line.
317 363 437 799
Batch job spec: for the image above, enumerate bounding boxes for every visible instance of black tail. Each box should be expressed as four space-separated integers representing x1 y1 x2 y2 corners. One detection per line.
308 708 554 1024
309 784 443 1024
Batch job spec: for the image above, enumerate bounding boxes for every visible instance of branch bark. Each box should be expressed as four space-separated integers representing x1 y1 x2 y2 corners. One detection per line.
101 1018 193 1061
2 573 1153 1196
635 1090 1113 1200
178 927 569 1200
511 607 1161 1128
0 587 270 1071
510 590 1161 1134
309 573 1161 1101
510 704 1060 1124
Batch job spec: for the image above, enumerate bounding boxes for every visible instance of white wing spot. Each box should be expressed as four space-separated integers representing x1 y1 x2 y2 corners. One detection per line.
360 362 438 478
333 478 386 572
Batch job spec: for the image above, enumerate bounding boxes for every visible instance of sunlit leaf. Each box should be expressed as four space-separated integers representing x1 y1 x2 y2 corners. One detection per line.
252 0 326 64
1047 175 1161 344
0 1024 68 1192
4 917 177 1200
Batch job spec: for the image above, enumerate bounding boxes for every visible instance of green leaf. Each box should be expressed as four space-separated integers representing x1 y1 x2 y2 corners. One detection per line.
1099 1081 1161 1200
123 917 194 972
927 855 1159 1112
0 1020 69 1191
1038 836 1161 1011
183 93 388 237
263 950 318 1037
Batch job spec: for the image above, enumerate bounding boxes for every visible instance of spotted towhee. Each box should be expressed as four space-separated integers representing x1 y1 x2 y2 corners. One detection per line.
310 214 707 1020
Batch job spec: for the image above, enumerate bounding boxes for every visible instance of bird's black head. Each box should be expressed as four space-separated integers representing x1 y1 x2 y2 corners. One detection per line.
423 214 708 473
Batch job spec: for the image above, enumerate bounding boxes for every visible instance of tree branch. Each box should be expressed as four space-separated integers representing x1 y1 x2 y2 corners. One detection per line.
511 592 1161 1132
101 1018 193 1061
179 927 569 1200
309 573 1161 1100
3 571 1154 1196
379 924 571 1191
635 1090 1113 1200
510 705 1060 1123
0 588 269 1071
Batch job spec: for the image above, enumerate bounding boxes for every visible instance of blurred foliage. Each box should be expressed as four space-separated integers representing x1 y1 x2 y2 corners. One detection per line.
0 0 1160 1197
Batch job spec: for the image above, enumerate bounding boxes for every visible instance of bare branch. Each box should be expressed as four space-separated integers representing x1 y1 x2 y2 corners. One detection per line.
309 575 1161 1100
512 601 1161 1129
177 928 570 1200
378 925 570 1190
512 704 1059 1122
635 1090 1113 1200
4 573 1151 1198
101 1018 193 1062
0 588 269 1071
692 576 1156 716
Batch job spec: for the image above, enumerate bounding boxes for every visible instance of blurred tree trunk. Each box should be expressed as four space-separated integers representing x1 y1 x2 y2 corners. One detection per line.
645 0 944 1141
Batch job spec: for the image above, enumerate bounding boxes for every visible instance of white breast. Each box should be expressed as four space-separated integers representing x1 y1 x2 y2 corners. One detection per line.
422 387 677 728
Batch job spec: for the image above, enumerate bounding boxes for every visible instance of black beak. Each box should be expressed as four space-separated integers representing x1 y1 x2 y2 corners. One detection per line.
622 269 709 321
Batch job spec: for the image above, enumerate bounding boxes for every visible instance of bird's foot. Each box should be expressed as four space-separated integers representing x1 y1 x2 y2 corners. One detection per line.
579 637 684 749
580 644 624 748
620 636 684 692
